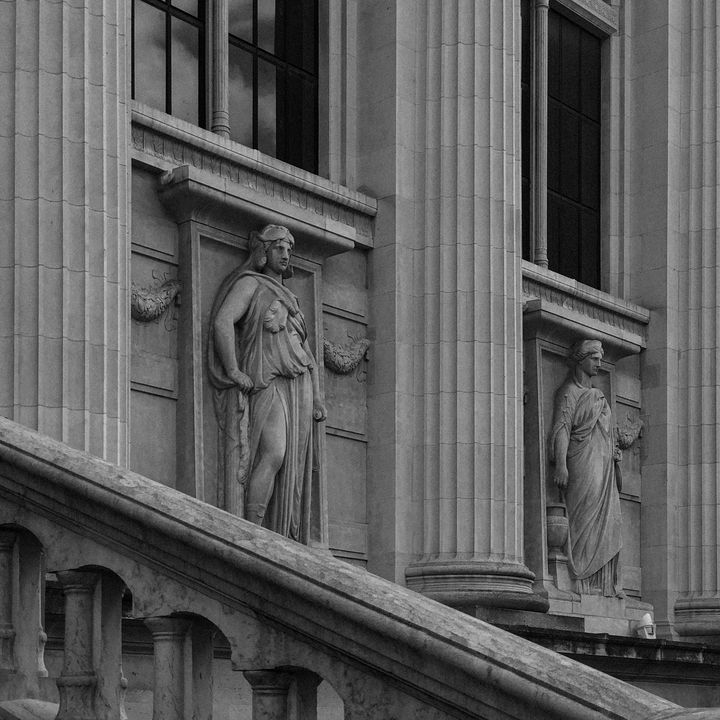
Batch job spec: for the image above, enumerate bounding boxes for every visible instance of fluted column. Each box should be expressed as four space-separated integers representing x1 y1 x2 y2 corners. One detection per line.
244 670 293 720
672 0 720 639
145 617 190 720
55 571 100 720
0 0 130 463
403 0 540 610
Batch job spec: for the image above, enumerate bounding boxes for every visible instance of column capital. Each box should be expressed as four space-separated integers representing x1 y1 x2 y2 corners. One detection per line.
144 616 191 639
244 670 294 693
56 571 100 593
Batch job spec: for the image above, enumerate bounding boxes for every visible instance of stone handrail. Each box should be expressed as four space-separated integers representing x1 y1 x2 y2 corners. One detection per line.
0 416 715 720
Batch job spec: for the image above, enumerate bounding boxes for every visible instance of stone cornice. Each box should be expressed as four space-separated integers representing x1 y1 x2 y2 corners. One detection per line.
522 261 650 359
130 103 376 249
552 0 618 36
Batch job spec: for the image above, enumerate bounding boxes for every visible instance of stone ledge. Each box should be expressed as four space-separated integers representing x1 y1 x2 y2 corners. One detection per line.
523 261 650 360
130 103 377 249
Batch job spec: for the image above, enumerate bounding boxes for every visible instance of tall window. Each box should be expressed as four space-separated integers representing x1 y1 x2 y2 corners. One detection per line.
522 1 602 289
228 0 318 173
131 0 318 174
132 0 206 127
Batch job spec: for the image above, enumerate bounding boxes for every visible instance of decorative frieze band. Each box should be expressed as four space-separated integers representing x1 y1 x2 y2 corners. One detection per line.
522 262 650 354
131 105 376 247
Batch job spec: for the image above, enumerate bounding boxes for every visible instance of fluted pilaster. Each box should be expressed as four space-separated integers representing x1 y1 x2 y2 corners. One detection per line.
674 0 720 638
404 0 539 609
0 0 129 463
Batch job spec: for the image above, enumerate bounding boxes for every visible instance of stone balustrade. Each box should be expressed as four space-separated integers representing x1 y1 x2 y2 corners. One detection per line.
0 416 716 720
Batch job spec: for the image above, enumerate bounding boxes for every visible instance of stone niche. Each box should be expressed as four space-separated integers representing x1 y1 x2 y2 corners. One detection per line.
129 108 377 557
522 262 651 635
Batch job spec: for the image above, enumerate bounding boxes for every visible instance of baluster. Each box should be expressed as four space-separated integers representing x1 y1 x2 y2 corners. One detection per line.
145 617 190 720
0 530 17 673
96 574 128 720
55 570 100 720
244 670 293 720
191 622 215 720
15 534 47 698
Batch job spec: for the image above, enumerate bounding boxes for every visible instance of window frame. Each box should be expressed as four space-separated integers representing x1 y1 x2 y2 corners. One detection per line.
522 0 619 292
131 0 207 127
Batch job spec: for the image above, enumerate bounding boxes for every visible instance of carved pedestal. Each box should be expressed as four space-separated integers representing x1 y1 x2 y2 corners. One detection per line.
545 504 572 593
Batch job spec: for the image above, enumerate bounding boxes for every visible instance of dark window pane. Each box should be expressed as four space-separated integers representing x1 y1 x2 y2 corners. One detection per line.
281 71 316 171
548 10 561 100
521 0 532 85
545 8 601 288
580 210 600 287
580 120 600 209
581 32 601 121
258 0 277 53
229 0 253 42
547 100 561 190
227 0 317 172
229 44 253 146
133 0 166 111
172 0 199 17
257 59 277 157
559 18 580 109
284 0 316 72
171 18 200 124
559 111 580 201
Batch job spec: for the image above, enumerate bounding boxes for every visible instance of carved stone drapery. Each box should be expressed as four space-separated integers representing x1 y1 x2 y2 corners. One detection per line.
548 340 623 597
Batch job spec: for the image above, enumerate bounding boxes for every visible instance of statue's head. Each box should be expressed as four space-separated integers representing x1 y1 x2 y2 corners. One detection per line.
568 338 603 363
568 339 604 377
247 224 295 279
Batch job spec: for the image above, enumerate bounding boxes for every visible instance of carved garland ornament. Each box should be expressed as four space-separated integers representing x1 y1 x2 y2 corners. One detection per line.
323 337 371 375
616 413 643 450
131 279 181 322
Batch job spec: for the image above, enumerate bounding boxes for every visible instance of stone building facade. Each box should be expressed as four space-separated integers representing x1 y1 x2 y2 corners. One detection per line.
1 0 720 709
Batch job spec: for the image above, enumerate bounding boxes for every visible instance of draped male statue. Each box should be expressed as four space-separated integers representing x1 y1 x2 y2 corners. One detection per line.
207 225 326 542
549 339 624 597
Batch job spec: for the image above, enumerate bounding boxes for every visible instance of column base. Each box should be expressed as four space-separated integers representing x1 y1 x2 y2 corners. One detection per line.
674 594 720 640
405 560 548 612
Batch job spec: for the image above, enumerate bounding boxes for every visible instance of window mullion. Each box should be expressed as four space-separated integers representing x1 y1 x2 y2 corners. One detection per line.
211 0 230 136
533 0 550 269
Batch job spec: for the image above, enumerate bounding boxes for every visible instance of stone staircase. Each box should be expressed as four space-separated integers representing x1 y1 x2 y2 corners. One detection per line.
0 416 716 720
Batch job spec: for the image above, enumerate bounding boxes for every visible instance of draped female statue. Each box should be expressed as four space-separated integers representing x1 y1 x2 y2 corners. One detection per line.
207 225 326 542
549 339 623 597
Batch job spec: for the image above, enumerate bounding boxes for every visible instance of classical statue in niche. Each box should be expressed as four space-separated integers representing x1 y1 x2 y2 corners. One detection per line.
549 339 623 597
207 225 326 542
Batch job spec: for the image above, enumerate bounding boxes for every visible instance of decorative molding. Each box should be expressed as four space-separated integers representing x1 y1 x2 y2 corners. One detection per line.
131 278 181 323
131 105 376 248
552 0 618 36
616 412 643 450
323 337 370 375
522 262 650 360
